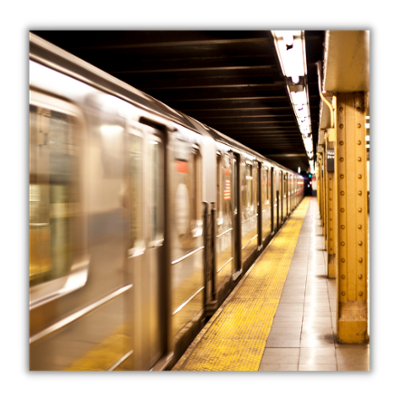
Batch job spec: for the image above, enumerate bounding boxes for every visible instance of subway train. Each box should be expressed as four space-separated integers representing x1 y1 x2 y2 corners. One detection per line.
29 33 305 371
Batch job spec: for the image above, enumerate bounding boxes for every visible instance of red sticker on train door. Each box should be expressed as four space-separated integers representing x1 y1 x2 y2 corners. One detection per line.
176 159 188 173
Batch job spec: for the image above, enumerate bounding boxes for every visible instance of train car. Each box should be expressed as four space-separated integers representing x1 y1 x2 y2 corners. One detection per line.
29 33 304 371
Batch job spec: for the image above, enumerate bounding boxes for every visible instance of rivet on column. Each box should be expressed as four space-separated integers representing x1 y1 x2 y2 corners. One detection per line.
359 291 363 296
341 274 346 279
359 258 363 263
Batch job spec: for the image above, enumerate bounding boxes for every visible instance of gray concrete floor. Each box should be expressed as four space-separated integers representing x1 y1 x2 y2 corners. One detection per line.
259 197 370 371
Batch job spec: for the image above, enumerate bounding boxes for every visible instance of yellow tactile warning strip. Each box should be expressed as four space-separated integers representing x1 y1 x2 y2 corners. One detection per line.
172 197 310 371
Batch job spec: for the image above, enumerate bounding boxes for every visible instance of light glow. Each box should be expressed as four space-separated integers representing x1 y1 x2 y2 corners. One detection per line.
272 30 313 161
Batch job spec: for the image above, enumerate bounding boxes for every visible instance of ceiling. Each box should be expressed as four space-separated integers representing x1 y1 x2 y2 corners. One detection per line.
32 30 325 172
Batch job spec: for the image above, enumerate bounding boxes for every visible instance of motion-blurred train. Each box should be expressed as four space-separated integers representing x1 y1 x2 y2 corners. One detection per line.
29 33 304 370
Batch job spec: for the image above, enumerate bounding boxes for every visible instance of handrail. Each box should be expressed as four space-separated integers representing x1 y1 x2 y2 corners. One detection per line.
217 257 233 274
172 286 204 316
216 227 233 239
30 284 132 344
241 213 258 225
171 246 204 266
242 234 258 250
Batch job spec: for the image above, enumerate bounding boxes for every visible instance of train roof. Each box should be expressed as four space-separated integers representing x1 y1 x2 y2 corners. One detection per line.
30 33 301 177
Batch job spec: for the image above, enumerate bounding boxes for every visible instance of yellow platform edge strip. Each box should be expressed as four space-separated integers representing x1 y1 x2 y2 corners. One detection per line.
173 197 310 371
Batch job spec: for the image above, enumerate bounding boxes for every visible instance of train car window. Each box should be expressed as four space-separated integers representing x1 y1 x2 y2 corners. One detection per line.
266 168 269 202
128 131 144 250
149 137 164 242
29 104 82 287
246 164 253 208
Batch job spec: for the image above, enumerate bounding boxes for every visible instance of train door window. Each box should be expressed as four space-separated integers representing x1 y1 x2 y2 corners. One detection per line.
246 163 253 209
266 168 269 203
190 147 202 237
29 96 86 292
233 156 238 215
128 130 144 252
222 155 232 223
216 153 222 223
173 143 202 251
261 167 266 206
253 164 258 209
149 136 164 243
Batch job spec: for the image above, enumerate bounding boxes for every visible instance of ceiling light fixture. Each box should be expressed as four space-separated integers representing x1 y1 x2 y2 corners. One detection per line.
272 30 314 173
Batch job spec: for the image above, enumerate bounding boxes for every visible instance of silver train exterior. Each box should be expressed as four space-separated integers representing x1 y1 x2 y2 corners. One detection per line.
29 33 305 371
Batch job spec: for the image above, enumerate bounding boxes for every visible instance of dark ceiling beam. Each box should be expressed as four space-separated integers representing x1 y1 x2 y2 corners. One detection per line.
186 107 292 120
111 64 276 75
33 30 272 50
96 53 277 74
173 98 291 110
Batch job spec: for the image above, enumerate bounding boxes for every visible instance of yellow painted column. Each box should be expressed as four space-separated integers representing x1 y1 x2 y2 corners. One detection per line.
320 149 324 241
322 144 328 251
316 156 322 217
326 97 337 279
336 92 369 343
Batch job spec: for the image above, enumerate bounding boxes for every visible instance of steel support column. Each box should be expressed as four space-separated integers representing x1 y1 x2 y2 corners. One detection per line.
321 147 326 246
316 155 322 218
336 92 369 343
326 97 337 279
323 144 329 252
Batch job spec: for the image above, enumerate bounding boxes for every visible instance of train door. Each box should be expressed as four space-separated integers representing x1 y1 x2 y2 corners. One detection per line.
232 153 241 280
257 161 262 249
280 171 284 224
285 172 288 218
126 121 166 370
215 152 234 291
271 167 276 233
261 165 271 242
274 170 282 230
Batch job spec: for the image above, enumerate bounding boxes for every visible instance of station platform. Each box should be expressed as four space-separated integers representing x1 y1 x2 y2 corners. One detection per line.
172 197 370 371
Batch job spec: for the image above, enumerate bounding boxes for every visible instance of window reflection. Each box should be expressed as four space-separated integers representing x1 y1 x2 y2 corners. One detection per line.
149 138 164 242
128 132 143 250
29 105 80 287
